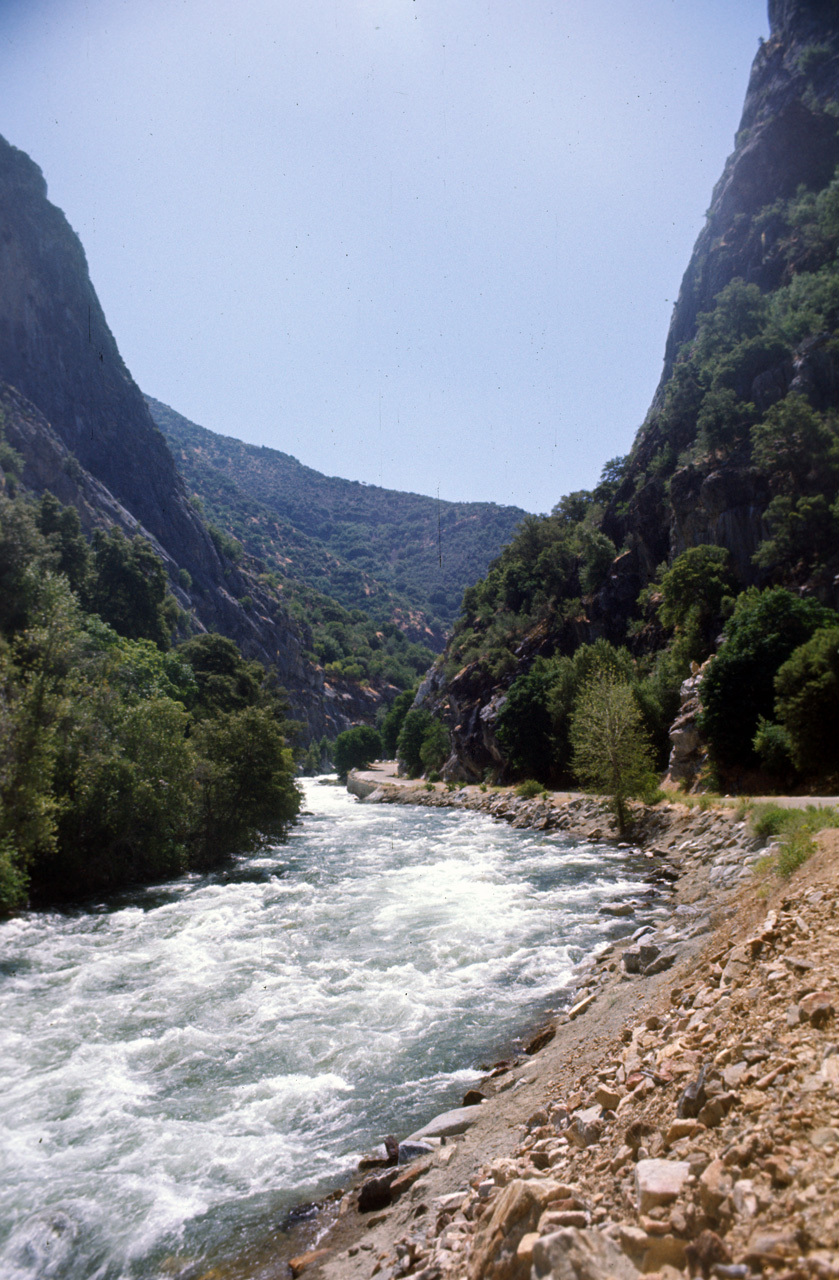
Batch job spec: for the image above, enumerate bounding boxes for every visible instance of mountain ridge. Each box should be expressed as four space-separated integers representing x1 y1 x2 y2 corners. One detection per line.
147 394 528 649
418 0 839 788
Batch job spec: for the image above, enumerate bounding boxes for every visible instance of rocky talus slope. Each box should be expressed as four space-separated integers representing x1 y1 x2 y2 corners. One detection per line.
291 798 839 1280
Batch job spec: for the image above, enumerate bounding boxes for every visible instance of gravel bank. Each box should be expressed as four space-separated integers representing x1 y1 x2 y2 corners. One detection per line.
256 778 839 1280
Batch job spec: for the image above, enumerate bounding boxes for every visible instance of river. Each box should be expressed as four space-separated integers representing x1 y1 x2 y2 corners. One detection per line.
0 779 656 1280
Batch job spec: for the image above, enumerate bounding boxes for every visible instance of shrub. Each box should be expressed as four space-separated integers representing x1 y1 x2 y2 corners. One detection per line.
332 725 382 776
752 717 795 776
699 587 838 769
774 625 839 773
516 779 547 799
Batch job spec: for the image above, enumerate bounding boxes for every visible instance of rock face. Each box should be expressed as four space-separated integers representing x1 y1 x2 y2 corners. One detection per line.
419 0 839 780
0 134 346 738
0 135 208 569
608 0 839 582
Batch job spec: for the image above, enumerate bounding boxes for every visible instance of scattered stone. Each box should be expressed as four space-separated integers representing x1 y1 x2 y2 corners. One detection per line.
526 1026 557 1055
644 952 677 976
468 1180 548 1280
463 1089 487 1107
800 991 835 1027
289 1247 331 1276
698 1159 733 1216
677 1066 708 1118
567 1115 603 1150
532 1227 639 1280
684 1229 732 1278
408 1105 483 1140
625 1120 656 1153
809 1126 839 1149
568 993 598 1020
388 1159 433 1200
642 1233 688 1272
635 1159 691 1213
358 1169 399 1213
743 1227 802 1267
594 1084 622 1111
666 1119 703 1145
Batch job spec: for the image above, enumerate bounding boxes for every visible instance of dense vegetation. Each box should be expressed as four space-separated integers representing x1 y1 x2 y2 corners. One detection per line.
417 142 839 798
148 397 526 664
0 458 301 914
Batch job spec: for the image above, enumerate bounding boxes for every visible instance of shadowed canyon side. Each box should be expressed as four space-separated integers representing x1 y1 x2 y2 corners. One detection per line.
0 132 337 736
420 0 839 785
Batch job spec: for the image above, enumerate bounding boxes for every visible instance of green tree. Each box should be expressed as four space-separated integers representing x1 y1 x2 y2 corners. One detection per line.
88 527 173 648
495 658 559 783
178 632 265 717
699 587 838 769
657 545 736 662
397 708 435 777
379 687 417 757
191 706 300 864
570 671 657 834
35 492 91 596
332 724 382 776
419 718 450 774
774 625 839 774
751 396 839 494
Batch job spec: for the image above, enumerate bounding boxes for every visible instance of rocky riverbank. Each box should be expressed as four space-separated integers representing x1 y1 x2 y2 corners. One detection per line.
277 779 839 1280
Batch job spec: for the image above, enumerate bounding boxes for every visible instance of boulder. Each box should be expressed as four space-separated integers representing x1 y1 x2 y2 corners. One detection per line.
358 1168 399 1213
398 1140 435 1164
408 1104 483 1141
531 1227 639 1280
468 1180 547 1280
635 1159 691 1213
698 1159 733 1215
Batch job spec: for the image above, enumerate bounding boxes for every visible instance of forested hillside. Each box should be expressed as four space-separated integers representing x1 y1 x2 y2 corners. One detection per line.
148 397 527 653
416 0 839 799
0 431 301 914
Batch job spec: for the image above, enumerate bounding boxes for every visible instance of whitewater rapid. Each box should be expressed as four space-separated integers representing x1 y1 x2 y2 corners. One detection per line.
0 779 651 1279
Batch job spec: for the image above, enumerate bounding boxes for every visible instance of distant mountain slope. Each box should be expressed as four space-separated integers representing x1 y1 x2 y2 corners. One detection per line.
147 396 528 648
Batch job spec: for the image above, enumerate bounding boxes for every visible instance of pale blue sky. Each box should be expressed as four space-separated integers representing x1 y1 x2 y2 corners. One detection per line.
0 0 769 512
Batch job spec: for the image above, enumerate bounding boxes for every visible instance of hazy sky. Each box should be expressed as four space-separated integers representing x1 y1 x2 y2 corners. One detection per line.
1 0 769 513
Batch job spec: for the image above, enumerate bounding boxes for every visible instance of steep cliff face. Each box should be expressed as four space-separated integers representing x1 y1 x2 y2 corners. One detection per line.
659 2 839 382
603 0 839 603
0 135 340 738
421 0 839 782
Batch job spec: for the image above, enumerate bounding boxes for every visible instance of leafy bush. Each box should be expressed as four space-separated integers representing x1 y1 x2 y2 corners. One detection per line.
378 687 417 757
699 588 838 769
332 725 382 776
774 625 839 773
750 803 839 879
396 708 449 778
419 718 450 774
752 717 795 776
515 779 547 799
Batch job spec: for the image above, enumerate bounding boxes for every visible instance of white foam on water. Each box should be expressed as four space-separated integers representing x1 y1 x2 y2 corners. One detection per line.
0 779 653 1278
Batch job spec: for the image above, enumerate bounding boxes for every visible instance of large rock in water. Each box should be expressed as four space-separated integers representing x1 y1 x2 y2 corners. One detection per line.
0 134 336 736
